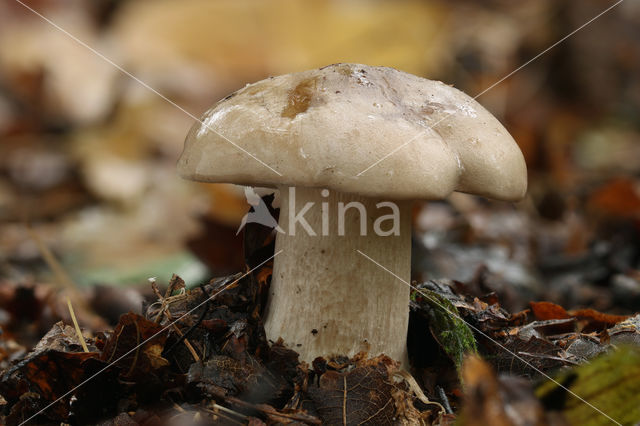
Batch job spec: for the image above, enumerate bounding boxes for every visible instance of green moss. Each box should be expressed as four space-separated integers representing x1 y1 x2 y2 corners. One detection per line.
412 289 477 370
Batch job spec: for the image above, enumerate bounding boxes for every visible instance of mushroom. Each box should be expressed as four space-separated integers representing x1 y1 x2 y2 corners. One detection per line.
177 63 527 364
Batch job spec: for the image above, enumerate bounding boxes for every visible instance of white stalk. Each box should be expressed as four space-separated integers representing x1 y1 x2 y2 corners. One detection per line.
263 186 411 364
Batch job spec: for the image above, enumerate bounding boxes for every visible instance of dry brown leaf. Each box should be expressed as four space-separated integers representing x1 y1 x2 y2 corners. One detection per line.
530 301 630 331
307 356 399 425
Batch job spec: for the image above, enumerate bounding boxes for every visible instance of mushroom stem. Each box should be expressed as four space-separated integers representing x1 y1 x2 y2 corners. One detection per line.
263 186 411 364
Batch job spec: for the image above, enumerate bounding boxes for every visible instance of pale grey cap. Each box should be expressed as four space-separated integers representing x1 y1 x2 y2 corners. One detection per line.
178 63 527 201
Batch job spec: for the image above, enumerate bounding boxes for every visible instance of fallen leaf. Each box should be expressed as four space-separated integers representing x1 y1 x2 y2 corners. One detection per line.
0 322 99 422
530 301 629 332
307 355 410 425
100 313 169 377
188 355 287 404
537 346 640 426
530 301 571 321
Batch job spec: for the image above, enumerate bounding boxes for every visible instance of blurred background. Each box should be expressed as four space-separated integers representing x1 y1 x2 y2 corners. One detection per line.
1 0 639 327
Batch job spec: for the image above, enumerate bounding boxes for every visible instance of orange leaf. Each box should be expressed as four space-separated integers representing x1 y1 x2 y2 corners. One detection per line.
530 301 630 332
529 301 570 321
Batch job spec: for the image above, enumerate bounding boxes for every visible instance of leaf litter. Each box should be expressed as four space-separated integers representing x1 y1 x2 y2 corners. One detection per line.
1 194 638 425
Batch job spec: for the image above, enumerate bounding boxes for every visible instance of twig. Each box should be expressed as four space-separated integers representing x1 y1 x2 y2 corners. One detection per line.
148 277 201 361
27 224 104 330
152 288 200 361
150 277 166 324
165 319 200 362
226 396 322 424
26 225 75 290
211 403 248 419
204 408 244 425
436 386 453 414
163 284 211 358
66 298 89 353
393 369 445 415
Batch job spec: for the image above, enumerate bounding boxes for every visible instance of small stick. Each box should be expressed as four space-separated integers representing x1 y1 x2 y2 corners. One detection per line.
67 298 89 353
149 277 200 361
150 277 168 324
28 224 105 330
205 409 243 425
168 321 200 362
436 386 453 414
203 405 245 425
226 397 322 424
394 369 446 415
26 225 75 291
163 284 211 358
211 403 247 419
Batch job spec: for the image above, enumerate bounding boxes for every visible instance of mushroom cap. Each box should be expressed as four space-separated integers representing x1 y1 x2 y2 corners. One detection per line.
178 63 527 201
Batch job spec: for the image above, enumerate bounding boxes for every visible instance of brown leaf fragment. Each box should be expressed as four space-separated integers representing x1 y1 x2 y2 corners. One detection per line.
480 335 569 377
421 281 525 333
1 351 97 421
607 314 640 347
100 312 169 378
28 321 98 354
514 319 576 340
307 355 402 425
0 322 99 422
188 355 257 397
530 301 630 332
529 302 571 321
188 355 289 405
567 308 629 330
